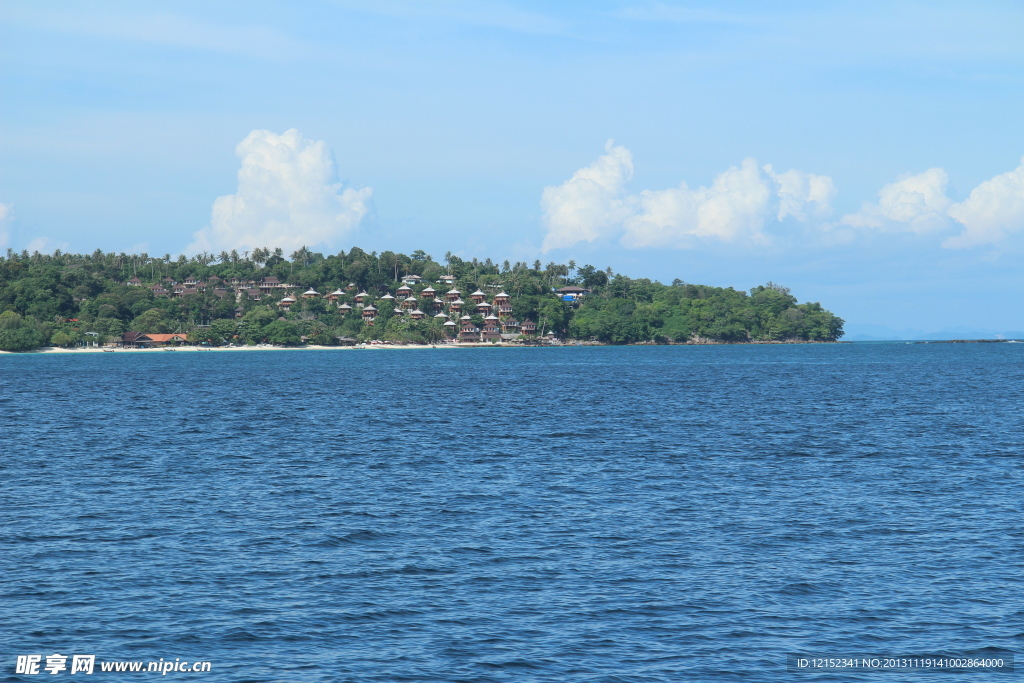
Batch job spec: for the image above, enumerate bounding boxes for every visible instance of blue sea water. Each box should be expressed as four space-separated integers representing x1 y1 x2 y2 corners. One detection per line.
1 343 1022 682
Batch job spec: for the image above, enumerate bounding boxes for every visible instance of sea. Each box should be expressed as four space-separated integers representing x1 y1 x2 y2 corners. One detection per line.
1 343 1022 682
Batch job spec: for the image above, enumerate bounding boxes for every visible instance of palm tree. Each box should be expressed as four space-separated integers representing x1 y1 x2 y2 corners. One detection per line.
567 259 576 284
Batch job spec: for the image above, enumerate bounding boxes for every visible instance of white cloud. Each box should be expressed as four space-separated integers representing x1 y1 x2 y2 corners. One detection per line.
25 237 71 254
839 168 952 234
188 129 372 255
541 145 835 250
0 204 10 249
833 158 1024 248
541 140 634 251
766 165 837 222
944 157 1024 248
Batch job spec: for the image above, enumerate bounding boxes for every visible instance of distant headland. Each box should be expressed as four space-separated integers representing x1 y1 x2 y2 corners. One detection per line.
0 247 843 352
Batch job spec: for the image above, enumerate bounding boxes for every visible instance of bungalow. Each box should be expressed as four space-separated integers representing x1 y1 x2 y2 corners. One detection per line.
120 332 188 348
245 288 262 301
420 286 436 299
443 320 458 337
402 296 418 310
338 303 352 314
127 276 143 286
470 290 486 303
410 309 425 320
432 297 446 312
482 322 501 342
449 298 464 313
234 306 246 318
475 301 492 316
438 274 456 285
302 288 319 299
212 287 230 299
502 317 520 332
361 305 377 324
445 288 461 302
556 286 590 302
180 287 199 297
459 320 480 342
354 291 370 306
397 284 412 298
327 289 344 301
521 319 537 335
184 276 201 286
260 276 284 291
279 296 296 309
150 285 169 297
402 274 422 285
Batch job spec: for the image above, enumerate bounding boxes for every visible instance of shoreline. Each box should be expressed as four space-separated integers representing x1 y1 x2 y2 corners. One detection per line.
1 339 863 356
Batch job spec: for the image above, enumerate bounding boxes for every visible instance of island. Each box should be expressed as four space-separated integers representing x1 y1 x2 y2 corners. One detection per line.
0 247 843 351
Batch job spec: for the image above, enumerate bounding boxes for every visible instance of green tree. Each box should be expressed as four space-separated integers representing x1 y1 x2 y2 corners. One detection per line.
130 308 173 333
0 311 50 351
264 319 301 345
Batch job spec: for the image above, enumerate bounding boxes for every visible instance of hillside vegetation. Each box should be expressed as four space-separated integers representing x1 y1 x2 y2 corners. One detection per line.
0 247 843 350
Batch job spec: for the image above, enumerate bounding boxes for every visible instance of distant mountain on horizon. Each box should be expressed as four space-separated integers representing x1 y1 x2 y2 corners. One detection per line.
844 323 1024 342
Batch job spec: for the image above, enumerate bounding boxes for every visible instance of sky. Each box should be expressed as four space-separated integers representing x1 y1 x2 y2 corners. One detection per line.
1 1 1023 337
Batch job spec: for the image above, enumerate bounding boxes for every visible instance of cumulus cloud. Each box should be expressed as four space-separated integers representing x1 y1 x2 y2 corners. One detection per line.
839 168 953 234
834 158 1024 248
540 141 635 251
188 129 372 254
944 158 1024 248
540 144 835 250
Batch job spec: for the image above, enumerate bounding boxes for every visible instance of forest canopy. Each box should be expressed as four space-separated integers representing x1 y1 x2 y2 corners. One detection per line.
0 247 843 351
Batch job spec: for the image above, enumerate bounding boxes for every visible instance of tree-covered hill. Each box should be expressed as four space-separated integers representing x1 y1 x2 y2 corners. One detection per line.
0 247 843 350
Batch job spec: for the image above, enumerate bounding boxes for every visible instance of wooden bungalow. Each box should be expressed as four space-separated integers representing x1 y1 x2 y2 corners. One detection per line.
420 286 436 299
521 319 537 335
482 322 501 342
459 321 480 342
402 296 418 310
410 309 425 320
302 288 320 299
397 284 412 298
445 288 461 303
127 276 143 286
327 289 344 301
361 305 377 324
259 276 283 291
338 303 352 314
502 317 520 333
470 289 487 303
279 296 296 309
354 291 370 306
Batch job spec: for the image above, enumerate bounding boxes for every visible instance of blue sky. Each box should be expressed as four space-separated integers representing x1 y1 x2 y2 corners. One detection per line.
2 1 1023 336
